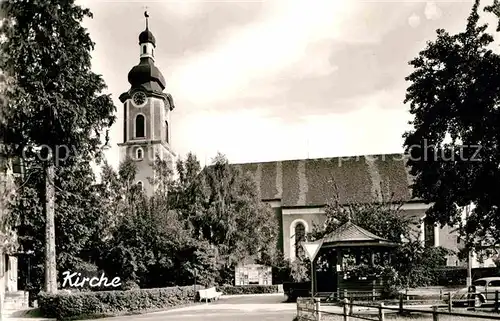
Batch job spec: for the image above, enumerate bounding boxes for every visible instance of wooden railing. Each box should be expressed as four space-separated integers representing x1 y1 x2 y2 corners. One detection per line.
296 294 500 321
315 291 382 302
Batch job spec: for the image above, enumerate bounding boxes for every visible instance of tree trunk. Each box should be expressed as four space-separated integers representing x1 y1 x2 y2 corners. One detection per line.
44 159 57 293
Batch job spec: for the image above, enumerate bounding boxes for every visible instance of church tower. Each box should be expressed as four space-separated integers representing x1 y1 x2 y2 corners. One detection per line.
118 11 176 195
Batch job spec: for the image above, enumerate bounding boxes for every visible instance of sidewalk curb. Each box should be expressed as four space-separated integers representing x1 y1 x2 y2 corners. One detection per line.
221 293 284 299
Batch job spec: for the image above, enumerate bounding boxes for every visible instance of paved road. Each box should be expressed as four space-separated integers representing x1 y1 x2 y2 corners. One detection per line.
213 293 288 304
98 294 297 321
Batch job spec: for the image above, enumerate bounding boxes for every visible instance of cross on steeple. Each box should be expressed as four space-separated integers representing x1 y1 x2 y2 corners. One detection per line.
144 7 150 30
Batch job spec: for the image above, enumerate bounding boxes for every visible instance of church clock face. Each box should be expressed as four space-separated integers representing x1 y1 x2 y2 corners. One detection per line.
132 91 147 106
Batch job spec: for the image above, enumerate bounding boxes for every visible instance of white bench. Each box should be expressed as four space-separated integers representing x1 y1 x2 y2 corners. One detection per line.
198 287 223 302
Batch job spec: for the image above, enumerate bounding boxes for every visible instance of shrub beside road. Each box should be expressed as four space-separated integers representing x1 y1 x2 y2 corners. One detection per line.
37 284 280 320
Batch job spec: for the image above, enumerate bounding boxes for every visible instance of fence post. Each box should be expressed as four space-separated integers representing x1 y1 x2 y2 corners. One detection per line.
378 302 385 321
343 298 349 321
349 295 353 315
432 306 439 321
296 298 300 320
399 295 403 315
314 297 321 321
467 293 476 311
467 285 476 311
447 292 451 313
405 288 409 301
495 291 499 313
439 289 442 301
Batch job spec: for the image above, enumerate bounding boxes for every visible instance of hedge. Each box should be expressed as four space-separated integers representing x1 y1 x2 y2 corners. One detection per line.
38 285 203 320
432 266 500 286
216 284 279 295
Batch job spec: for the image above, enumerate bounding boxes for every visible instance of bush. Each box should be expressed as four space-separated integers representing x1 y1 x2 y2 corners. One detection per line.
216 285 279 295
431 266 500 286
38 285 203 320
120 280 140 290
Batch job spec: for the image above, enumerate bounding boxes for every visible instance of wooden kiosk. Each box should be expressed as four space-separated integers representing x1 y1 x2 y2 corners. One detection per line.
308 221 398 300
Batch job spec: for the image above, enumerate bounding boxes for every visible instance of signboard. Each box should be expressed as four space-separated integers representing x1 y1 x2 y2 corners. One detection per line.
234 264 272 285
297 297 320 321
302 240 323 261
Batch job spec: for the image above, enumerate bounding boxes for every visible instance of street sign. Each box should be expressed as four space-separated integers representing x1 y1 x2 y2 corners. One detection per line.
302 240 323 261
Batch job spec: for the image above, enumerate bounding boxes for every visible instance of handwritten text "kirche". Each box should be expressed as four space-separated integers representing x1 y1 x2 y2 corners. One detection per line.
61 271 121 288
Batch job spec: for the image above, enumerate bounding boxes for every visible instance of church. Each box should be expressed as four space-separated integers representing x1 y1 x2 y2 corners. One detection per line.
118 13 461 267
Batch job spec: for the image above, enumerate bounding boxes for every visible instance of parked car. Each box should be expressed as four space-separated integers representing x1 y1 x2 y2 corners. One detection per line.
447 277 500 307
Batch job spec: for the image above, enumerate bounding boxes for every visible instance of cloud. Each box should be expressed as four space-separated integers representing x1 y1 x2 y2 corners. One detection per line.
155 1 268 58
425 1 442 20
80 0 268 80
168 1 356 105
170 2 423 116
173 105 412 164
408 14 422 28
169 1 474 121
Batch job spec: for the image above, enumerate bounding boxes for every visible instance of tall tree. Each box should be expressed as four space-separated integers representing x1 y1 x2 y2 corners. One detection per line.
9 155 108 292
99 156 206 288
0 1 116 292
309 189 416 243
403 0 500 249
170 153 207 236
173 152 279 283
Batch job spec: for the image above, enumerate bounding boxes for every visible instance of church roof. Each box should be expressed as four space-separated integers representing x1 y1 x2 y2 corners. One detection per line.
234 154 416 207
322 221 389 243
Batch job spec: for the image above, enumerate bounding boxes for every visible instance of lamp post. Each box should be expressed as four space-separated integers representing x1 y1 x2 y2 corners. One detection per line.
193 268 197 302
26 250 33 291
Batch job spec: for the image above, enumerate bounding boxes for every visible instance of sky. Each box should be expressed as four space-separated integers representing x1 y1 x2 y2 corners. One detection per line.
75 0 497 169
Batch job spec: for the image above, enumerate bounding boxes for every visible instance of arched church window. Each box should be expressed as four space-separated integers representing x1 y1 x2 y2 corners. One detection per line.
424 216 435 248
295 223 305 258
143 45 146 54
135 115 145 138
137 181 143 190
135 147 143 160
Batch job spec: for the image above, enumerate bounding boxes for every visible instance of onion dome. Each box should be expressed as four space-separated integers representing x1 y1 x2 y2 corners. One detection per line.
127 58 166 91
126 11 165 91
139 29 155 46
